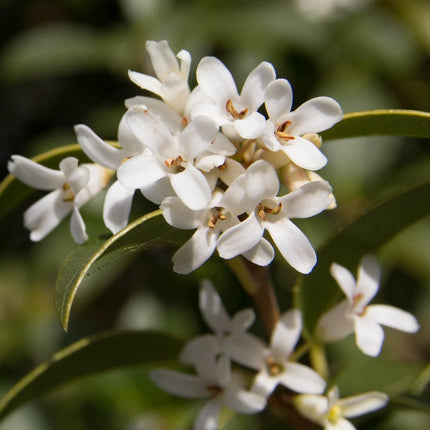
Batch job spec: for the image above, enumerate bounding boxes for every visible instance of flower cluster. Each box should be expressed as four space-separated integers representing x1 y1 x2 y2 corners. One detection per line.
151 280 390 430
8 40 342 275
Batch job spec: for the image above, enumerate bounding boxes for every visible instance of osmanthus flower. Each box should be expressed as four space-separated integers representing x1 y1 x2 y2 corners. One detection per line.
217 160 333 274
316 255 420 357
150 337 267 430
180 280 264 364
191 56 276 141
8 155 109 244
229 309 326 398
117 107 219 211
294 386 389 430
260 78 343 171
128 40 192 114
75 96 182 234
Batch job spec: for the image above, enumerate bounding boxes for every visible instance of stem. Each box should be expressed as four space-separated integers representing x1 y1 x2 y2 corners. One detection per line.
309 342 329 381
226 257 280 335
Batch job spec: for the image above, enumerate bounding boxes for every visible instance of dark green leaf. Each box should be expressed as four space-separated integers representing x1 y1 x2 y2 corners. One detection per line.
55 210 188 331
0 330 183 421
321 109 430 140
299 181 430 334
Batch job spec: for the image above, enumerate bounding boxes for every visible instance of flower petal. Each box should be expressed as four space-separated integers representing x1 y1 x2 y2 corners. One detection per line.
199 279 232 334
354 316 384 357
232 112 266 140
172 227 217 274
330 263 356 302
279 362 326 394
245 160 279 204
271 309 302 359
170 163 211 210
240 61 276 111
70 205 88 244
128 70 163 97
224 384 267 414
117 153 166 189
242 237 275 267
197 56 238 106
217 213 264 259
327 417 356 430
24 190 71 241
75 124 124 169
8 155 65 190
226 334 267 370
194 398 222 430
161 196 203 229
280 181 332 219
365 305 419 333
150 369 208 398
103 180 135 234
294 394 328 426
339 391 389 418
146 40 180 81
251 372 281 398
288 96 343 136
280 136 327 170
141 176 175 205
356 255 381 305
265 79 293 120
266 218 316 274
316 299 354 342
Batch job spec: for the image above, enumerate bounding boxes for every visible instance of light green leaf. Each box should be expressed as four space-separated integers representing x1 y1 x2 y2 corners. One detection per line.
55 210 188 331
321 109 430 140
298 181 430 334
0 144 86 221
0 330 183 421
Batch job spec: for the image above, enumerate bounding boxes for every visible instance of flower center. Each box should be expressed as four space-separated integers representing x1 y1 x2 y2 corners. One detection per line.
275 120 295 142
164 155 184 171
62 183 75 202
327 405 342 424
266 356 284 376
257 202 282 221
207 209 227 229
226 99 248 119
206 384 223 397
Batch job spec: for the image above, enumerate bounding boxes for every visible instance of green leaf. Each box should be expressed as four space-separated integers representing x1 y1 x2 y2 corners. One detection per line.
321 109 430 140
0 144 86 221
299 180 430 334
55 210 188 331
0 330 183 421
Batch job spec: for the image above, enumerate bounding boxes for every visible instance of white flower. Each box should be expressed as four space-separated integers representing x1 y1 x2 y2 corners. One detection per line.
180 280 264 364
117 107 218 211
294 386 388 430
230 309 326 398
160 189 236 274
8 156 108 244
192 57 276 141
261 78 342 171
128 40 191 114
217 160 333 274
316 255 420 356
151 337 266 430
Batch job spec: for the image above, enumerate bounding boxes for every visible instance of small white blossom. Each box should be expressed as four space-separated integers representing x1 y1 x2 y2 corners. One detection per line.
261 78 342 171
217 160 333 273
8 156 108 244
316 255 420 356
129 40 192 114
192 56 276 141
151 337 266 430
229 309 326 398
117 107 218 211
180 280 264 365
294 386 389 430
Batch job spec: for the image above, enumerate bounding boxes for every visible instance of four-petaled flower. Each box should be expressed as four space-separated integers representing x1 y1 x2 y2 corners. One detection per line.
316 255 420 356
8 156 109 244
294 386 389 430
151 337 266 430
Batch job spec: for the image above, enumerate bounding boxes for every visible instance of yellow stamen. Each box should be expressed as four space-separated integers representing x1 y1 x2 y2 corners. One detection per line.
266 357 283 376
62 183 75 202
164 155 183 168
328 405 342 424
257 202 282 220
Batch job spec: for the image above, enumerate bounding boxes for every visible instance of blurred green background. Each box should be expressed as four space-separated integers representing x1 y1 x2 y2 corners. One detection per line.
0 0 429 429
